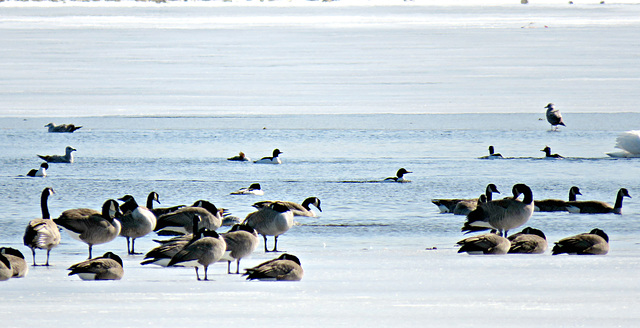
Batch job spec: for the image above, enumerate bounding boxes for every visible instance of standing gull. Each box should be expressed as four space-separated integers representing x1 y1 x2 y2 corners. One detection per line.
545 103 565 130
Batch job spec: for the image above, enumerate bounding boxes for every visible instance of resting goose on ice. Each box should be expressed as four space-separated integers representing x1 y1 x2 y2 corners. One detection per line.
254 149 282 164
0 254 12 281
244 253 304 281
456 231 510 255
117 195 157 255
45 122 82 133
26 163 48 177
68 252 124 280
0 247 28 278
23 187 60 266
534 186 581 212
564 188 631 214
141 216 201 267
230 183 264 195
545 103 565 131
507 227 548 254
37 146 76 163
552 228 609 255
432 184 500 214
383 168 412 182
607 130 640 158
243 201 294 252
54 199 122 259
462 183 534 238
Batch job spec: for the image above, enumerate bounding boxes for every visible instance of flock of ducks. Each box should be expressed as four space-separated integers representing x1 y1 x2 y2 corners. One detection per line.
4 186 315 282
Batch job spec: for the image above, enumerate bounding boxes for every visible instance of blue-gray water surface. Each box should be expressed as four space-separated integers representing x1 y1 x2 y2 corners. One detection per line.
1 113 639 255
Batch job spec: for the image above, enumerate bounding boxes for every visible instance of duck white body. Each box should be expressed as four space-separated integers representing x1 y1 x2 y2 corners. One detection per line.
383 168 412 182
230 183 264 195
27 163 48 177
479 146 503 159
607 130 640 158
254 149 282 164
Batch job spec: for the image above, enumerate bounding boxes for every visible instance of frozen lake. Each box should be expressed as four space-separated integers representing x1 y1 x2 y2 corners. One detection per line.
1 1 640 327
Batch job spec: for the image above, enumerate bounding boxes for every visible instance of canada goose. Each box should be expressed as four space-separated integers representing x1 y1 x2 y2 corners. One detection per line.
545 103 565 130
433 184 500 214
507 227 548 254
142 216 201 267
243 202 294 252
227 152 250 162
145 191 185 217
230 183 265 196
453 192 495 216
23 187 60 266
155 200 223 235
0 248 28 278
27 163 48 177
68 252 124 280
219 224 259 274
462 183 534 237
254 149 282 164
45 122 82 133
456 232 510 255
383 168 412 182
607 130 640 158
541 146 564 159
253 197 322 217
37 146 76 163
54 199 122 259
0 254 12 281
168 230 226 281
565 188 631 214
117 195 157 255
552 228 609 255
244 253 304 281
479 146 503 159
535 186 582 212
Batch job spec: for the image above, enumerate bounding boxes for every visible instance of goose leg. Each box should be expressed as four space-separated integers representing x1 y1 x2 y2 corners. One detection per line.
227 261 231 274
126 237 132 255
88 245 93 259
131 238 141 255
263 235 269 252
45 249 51 266
31 249 37 266
203 266 209 281
235 259 241 274
271 236 279 252
195 267 201 281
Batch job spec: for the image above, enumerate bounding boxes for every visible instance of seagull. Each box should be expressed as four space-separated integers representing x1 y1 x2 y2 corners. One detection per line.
545 103 565 131
45 122 82 133
37 146 76 163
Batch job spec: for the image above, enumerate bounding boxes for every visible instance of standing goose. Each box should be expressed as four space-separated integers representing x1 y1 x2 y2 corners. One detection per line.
462 183 534 238
0 254 12 281
45 122 82 133
479 145 503 159
54 199 122 259
230 183 265 196
146 191 185 217
383 168 412 182
37 146 76 163
545 103 565 130
541 146 564 159
254 149 282 164
27 163 48 177
552 228 609 255
23 187 60 266
219 224 260 274
117 195 157 255
0 248 28 278
141 216 201 267
167 229 226 281
508 227 548 254
155 200 223 235
68 252 124 280
243 202 294 252
244 253 304 281
535 186 582 212
565 188 631 214
456 232 510 255
433 184 500 214
253 197 322 218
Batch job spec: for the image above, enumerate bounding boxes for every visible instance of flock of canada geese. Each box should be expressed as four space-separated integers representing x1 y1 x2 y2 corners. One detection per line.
3 110 639 281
